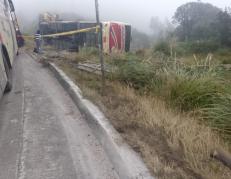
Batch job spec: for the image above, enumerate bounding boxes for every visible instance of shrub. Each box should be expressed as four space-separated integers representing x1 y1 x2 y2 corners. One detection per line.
167 66 231 137
222 58 231 64
173 43 188 56
186 41 219 54
116 57 156 90
216 48 231 64
153 41 171 56
135 49 146 57
113 53 231 138
216 48 231 56
170 76 223 111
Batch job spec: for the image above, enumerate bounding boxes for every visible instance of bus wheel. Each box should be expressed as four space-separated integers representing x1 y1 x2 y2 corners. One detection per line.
2 53 12 93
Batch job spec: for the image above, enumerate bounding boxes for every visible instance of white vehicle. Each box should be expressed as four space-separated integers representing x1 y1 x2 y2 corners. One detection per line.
0 0 18 97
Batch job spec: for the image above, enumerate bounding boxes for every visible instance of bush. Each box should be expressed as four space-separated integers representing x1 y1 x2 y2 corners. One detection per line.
216 48 231 64
173 43 188 56
113 53 231 138
167 66 231 137
182 41 220 54
135 49 146 57
116 57 156 90
216 48 231 56
153 41 171 56
222 58 231 64
170 76 223 111
153 40 220 56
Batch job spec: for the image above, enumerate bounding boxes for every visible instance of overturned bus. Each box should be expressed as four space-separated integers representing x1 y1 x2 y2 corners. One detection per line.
39 21 131 53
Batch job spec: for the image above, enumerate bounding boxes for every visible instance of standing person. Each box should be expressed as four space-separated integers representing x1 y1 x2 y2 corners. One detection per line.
16 29 25 48
34 30 42 53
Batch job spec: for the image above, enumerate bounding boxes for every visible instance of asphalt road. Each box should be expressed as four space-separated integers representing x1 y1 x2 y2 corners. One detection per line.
0 53 119 179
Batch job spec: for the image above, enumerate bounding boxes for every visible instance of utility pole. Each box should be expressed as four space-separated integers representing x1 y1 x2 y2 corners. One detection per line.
95 0 105 92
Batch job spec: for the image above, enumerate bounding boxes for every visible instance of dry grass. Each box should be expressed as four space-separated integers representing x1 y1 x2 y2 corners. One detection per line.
57 62 231 179
23 39 35 51
26 43 231 178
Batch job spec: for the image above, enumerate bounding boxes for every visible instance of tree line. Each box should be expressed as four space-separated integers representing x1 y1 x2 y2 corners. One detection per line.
173 2 231 48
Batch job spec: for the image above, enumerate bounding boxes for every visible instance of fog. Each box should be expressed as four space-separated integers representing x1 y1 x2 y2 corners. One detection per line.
13 0 230 33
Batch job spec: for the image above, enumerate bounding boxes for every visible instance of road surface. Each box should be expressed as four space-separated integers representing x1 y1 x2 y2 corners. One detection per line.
0 52 119 179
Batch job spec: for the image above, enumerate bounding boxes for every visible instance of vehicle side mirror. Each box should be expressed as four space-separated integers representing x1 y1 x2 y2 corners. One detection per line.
8 0 15 12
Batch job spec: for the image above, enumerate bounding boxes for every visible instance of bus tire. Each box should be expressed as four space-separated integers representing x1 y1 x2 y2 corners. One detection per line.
2 53 12 93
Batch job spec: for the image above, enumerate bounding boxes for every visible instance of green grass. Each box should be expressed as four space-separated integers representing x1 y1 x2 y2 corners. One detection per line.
169 73 231 136
112 53 231 139
79 47 99 56
116 58 156 90
215 48 231 64
64 45 231 139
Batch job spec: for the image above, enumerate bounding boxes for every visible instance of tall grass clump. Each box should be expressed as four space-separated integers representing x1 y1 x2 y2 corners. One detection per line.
153 41 171 56
115 56 159 90
114 53 231 139
160 62 231 139
118 61 155 89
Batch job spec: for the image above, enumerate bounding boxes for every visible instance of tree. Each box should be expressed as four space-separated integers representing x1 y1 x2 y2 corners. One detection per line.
173 2 221 41
216 8 231 47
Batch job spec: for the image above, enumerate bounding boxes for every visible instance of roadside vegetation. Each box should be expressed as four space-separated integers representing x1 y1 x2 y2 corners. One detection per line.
111 52 231 140
38 46 230 179
24 1 231 178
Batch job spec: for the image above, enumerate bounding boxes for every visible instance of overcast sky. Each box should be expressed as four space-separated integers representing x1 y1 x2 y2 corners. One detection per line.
13 0 231 33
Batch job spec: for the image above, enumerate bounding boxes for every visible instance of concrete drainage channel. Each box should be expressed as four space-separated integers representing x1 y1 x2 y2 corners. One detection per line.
48 62 154 179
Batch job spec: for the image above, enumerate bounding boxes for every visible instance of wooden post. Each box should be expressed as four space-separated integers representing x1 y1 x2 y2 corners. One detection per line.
95 0 105 92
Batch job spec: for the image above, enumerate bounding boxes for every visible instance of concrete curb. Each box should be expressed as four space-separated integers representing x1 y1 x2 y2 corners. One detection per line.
48 62 154 179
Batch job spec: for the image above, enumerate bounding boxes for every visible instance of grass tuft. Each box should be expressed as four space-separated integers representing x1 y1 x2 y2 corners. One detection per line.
113 55 231 139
